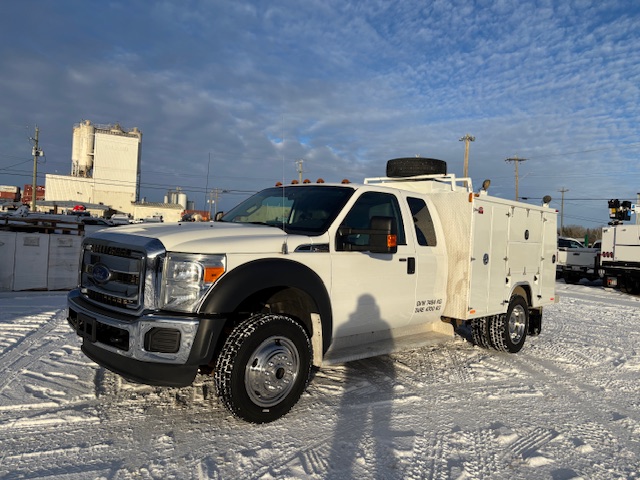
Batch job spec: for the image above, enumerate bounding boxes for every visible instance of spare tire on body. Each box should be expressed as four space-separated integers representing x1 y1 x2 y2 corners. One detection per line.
386 157 447 177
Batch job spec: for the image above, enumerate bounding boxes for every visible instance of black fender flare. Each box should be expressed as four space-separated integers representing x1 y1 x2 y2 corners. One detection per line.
199 258 333 353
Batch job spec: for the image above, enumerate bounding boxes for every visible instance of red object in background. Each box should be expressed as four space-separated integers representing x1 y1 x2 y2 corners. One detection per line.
72 205 86 211
22 184 45 204
0 192 20 201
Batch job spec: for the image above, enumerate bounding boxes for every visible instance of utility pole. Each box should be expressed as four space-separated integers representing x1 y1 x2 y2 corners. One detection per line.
207 189 215 219
505 155 527 201
205 153 211 212
208 188 228 217
459 134 475 177
30 126 44 211
558 187 569 235
295 159 304 183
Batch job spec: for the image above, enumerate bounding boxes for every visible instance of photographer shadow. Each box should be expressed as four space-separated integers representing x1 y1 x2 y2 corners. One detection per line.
325 294 414 479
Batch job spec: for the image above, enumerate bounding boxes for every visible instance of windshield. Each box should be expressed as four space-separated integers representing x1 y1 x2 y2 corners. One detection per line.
221 185 355 235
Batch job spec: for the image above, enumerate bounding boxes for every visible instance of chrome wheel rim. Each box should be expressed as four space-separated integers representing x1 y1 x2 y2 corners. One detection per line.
508 305 526 344
245 336 299 407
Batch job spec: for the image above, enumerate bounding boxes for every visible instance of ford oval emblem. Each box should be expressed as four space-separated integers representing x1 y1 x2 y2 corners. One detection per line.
92 263 112 283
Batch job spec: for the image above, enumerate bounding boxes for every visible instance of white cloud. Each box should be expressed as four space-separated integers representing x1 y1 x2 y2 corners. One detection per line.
0 0 638 222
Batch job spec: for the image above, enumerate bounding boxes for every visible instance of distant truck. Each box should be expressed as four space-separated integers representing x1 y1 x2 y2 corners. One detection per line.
109 213 131 225
557 236 599 283
600 224 640 294
67 158 557 423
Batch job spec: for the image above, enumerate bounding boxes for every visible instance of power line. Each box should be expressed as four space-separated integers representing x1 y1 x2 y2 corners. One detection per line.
0 159 33 171
523 142 640 160
0 169 258 197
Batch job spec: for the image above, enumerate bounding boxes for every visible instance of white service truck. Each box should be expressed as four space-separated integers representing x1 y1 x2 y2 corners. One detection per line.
67 158 558 423
600 224 640 294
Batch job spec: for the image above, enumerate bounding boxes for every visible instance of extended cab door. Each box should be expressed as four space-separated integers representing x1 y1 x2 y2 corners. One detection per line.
330 191 417 337
404 196 448 326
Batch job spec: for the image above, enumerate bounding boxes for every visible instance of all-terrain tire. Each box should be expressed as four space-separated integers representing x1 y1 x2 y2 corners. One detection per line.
620 276 640 295
471 316 493 349
214 313 312 423
386 157 447 177
489 296 529 353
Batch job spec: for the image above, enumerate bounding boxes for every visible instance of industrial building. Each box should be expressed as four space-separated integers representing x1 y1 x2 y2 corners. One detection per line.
45 120 142 214
39 120 190 222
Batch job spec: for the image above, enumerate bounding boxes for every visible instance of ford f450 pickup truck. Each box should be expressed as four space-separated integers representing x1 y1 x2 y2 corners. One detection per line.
68 158 558 423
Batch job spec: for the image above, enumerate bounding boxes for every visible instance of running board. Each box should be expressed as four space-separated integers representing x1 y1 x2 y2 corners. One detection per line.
321 322 456 366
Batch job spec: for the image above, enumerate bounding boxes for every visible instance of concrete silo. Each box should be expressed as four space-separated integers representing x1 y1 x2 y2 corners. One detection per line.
71 120 95 178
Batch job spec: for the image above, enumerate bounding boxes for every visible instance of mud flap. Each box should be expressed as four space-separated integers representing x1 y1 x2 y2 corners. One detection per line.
529 308 542 336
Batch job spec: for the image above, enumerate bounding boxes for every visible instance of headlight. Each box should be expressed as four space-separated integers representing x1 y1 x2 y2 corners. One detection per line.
160 253 226 312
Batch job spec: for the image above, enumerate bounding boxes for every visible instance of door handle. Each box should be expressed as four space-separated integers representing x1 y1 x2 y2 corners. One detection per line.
401 257 416 274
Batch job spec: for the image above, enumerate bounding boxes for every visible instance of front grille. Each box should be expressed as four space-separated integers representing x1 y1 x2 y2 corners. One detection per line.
85 264 140 285
80 238 165 314
87 289 138 308
90 243 134 258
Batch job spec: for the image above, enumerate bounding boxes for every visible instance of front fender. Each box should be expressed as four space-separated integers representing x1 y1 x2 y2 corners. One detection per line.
199 258 333 353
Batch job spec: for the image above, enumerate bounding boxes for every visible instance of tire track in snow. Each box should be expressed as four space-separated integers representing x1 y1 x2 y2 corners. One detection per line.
507 426 559 459
404 432 450 480
0 308 67 396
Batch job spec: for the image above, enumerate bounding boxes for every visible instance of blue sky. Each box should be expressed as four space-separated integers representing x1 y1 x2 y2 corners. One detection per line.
0 0 638 227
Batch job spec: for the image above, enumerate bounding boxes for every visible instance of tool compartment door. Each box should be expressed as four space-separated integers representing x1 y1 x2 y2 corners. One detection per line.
468 200 509 316
613 225 640 263
538 210 557 304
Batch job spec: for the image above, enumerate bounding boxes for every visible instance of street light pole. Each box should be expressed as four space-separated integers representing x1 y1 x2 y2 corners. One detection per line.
295 159 304 183
459 134 475 177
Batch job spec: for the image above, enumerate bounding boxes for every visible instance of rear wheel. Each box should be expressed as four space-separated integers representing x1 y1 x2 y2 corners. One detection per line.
214 313 312 423
619 277 630 293
471 316 493 349
620 276 640 295
489 296 529 353
563 272 581 284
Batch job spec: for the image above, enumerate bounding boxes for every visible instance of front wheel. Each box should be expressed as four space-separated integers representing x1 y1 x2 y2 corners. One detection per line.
214 314 312 423
489 296 529 353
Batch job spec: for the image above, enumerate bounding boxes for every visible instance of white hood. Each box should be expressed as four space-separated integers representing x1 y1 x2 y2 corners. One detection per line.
89 222 326 254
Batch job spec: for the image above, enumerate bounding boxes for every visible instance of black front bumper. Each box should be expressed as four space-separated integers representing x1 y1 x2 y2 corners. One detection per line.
81 342 201 387
67 289 226 387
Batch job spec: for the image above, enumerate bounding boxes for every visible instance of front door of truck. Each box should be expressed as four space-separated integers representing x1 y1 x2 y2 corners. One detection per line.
330 191 417 337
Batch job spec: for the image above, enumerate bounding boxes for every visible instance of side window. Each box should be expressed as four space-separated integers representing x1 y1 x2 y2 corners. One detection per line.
338 192 406 250
559 238 584 249
407 197 437 247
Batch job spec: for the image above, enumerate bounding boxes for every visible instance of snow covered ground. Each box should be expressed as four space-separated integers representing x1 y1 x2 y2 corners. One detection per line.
1 282 639 479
